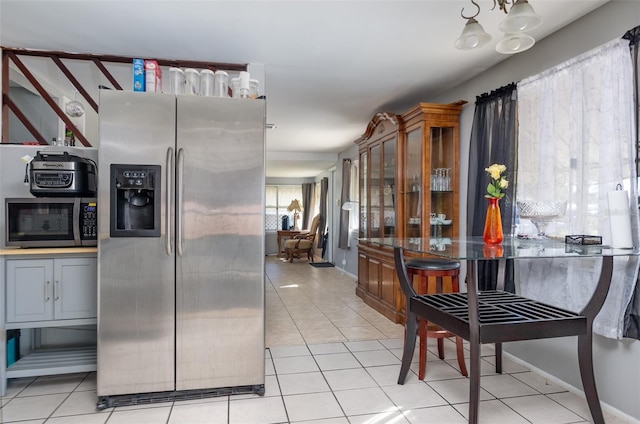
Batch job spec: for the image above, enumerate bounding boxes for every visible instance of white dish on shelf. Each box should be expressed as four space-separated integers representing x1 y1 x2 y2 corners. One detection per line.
430 219 453 225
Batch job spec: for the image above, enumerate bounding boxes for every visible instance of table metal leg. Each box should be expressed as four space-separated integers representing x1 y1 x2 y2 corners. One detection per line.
495 258 506 374
467 260 481 424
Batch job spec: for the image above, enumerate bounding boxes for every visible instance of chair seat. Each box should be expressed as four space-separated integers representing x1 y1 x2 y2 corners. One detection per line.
410 291 587 344
406 258 461 271
284 238 313 249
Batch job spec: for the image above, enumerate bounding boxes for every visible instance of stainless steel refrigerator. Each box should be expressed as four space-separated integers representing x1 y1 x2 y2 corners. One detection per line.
96 90 265 407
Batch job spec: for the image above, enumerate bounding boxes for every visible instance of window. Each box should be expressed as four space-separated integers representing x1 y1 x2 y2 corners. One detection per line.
265 185 303 231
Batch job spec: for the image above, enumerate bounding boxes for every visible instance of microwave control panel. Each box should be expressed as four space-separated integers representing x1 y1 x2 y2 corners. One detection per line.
81 202 98 240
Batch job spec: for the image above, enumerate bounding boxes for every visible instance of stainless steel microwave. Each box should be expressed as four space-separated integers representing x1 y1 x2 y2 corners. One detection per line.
5 197 97 248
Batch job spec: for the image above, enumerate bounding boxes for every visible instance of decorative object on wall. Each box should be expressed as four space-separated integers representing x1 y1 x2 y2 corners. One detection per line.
455 0 542 54
65 91 85 117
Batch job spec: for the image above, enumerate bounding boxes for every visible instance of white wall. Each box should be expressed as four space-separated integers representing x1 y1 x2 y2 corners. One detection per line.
426 2 640 420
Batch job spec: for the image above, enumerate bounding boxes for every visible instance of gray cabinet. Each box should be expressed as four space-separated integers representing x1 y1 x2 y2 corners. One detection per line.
6 258 97 324
0 250 98 397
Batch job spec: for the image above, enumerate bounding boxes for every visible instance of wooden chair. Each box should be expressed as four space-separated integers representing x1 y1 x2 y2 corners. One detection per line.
284 214 320 263
405 258 467 380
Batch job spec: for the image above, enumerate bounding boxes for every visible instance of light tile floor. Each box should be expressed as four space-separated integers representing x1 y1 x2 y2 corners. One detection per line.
0 256 633 423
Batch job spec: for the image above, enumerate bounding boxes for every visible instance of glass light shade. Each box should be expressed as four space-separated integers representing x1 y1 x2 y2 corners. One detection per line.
65 92 84 117
499 0 543 33
495 33 535 54
454 18 491 50
65 100 84 117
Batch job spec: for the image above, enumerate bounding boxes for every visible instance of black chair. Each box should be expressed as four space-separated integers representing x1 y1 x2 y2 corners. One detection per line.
394 247 612 424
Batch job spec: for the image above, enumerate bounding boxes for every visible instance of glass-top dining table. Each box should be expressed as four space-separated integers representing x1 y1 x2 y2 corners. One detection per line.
361 236 640 424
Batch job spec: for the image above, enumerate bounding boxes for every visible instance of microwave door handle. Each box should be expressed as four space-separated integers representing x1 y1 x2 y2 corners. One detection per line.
166 147 174 256
73 198 81 246
177 147 184 257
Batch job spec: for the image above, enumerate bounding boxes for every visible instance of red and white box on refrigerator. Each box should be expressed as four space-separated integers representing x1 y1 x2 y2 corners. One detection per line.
144 60 162 93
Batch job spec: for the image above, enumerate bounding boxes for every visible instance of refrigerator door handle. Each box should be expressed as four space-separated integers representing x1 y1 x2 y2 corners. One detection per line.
177 147 185 256
166 147 174 256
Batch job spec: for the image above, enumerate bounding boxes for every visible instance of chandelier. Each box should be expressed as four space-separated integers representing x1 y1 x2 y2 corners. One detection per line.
454 0 543 54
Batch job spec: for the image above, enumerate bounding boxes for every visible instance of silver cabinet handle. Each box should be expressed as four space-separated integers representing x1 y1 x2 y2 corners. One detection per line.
166 147 174 256
54 280 60 300
45 281 50 301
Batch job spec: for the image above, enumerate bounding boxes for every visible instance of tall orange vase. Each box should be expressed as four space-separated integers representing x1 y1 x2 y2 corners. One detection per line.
483 197 504 244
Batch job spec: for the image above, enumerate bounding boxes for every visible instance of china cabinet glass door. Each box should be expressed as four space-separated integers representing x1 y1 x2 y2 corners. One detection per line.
359 151 367 238
405 127 422 238
382 138 396 237
370 145 381 238
430 126 455 239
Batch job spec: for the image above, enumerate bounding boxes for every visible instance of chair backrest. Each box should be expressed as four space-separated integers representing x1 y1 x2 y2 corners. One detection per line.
308 214 321 238
394 247 417 300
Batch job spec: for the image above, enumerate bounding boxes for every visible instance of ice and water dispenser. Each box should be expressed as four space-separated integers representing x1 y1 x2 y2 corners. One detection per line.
110 164 161 237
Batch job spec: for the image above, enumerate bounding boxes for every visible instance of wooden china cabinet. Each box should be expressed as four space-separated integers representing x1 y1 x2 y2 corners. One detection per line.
356 102 466 323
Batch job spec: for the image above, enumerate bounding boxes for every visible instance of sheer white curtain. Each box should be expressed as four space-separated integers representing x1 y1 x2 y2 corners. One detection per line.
516 38 638 338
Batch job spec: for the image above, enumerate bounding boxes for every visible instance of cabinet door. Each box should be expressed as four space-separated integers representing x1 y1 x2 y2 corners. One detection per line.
429 126 457 240
380 261 396 308
405 126 422 238
6 259 54 322
54 258 97 320
369 145 381 238
359 151 368 238
382 138 396 237
357 252 369 293
367 258 380 296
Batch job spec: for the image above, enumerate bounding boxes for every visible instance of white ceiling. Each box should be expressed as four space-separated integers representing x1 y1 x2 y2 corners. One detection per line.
0 0 609 178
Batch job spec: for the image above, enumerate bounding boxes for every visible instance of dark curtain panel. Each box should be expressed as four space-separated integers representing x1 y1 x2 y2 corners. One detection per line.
623 25 640 339
338 159 352 249
318 177 328 249
301 183 314 229
466 83 518 291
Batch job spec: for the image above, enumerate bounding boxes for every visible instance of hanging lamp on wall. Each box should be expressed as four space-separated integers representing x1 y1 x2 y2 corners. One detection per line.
454 0 543 54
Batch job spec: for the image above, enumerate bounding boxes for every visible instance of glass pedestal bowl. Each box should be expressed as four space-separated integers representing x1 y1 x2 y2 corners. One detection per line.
517 200 567 238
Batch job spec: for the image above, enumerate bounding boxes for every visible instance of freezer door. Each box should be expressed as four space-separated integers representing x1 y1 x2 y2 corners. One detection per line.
97 91 177 396
175 96 265 390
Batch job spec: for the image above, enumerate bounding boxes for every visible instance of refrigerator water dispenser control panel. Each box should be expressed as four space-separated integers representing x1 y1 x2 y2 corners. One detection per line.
110 164 161 238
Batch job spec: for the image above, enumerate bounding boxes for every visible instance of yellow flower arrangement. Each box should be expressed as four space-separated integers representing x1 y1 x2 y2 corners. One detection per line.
485 164 508 199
